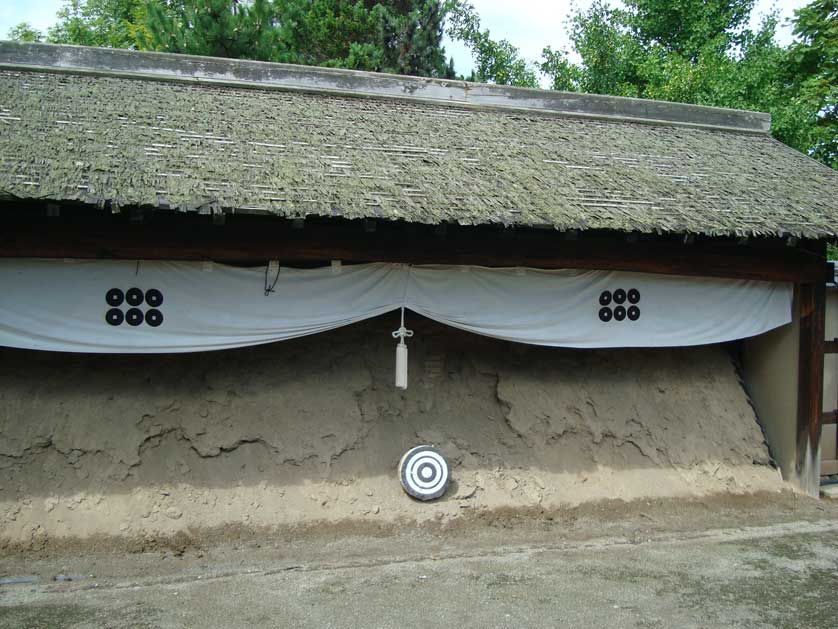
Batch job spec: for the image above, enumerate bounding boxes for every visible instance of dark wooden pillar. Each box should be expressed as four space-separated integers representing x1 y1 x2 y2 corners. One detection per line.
796 280 827 493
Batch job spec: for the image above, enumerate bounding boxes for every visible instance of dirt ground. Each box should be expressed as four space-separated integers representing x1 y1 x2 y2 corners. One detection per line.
0 314 785 547
0 493 837 628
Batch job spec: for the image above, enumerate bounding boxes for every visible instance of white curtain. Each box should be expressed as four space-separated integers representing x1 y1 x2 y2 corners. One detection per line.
0 259 792 353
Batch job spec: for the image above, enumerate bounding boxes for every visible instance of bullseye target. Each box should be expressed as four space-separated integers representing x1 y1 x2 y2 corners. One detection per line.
398 445 449 501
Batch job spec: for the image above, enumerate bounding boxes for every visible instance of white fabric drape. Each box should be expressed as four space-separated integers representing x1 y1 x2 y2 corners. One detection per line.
0 259 792 353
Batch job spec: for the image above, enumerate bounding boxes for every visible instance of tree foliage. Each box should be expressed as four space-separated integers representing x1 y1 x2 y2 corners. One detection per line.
36 0 454 78
7 23 45 42
623 0 755 59
537 0 836 170
47 0 150 48
787 0 838 169
446 1 538 87
143 0 280 60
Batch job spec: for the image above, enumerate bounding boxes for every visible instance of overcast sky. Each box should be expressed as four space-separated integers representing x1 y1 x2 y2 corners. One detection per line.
2 0 811 79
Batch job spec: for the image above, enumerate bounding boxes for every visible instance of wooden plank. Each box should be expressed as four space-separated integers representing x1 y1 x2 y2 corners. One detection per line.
822 460 838 476
796 280 827 478
0 216 832 283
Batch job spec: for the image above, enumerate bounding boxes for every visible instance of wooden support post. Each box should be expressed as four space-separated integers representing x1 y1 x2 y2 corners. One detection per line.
796 281 827 495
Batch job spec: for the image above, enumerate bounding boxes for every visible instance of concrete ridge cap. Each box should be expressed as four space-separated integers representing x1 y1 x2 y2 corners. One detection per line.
0 41 773 134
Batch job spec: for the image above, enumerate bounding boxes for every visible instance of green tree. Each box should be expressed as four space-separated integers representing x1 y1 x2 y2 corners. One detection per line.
378 0 454 77
27 0 453 78
788 0 838 169
539 0 835 170
143 0 454 77
47 0 150 48
623 0 755 59
143 0 280 59
7 23 45 42
543 1 644 96
446 1 538 87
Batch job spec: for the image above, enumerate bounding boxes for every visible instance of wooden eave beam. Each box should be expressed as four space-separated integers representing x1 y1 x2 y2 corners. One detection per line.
0 216 831 284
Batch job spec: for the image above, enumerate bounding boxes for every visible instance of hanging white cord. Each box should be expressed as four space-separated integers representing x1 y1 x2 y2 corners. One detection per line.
392 307 414 389
392 307 414 343
392 267 414 389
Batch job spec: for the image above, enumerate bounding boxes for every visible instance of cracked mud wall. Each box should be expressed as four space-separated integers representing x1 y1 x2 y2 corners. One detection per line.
0 313 784 544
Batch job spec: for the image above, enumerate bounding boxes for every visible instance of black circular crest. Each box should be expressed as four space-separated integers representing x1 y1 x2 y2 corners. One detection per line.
125 308 144 326
628 305 641 321
105 308 124 326
126 288 144 307
146 308 164 327
598 307 613 322
145 288 164 307
613 288 627 304
105 288 124 307
627 288 640 304
614 305 627 321
599 291 612 306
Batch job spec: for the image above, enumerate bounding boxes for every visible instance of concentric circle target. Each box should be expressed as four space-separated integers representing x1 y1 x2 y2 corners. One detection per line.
598 307 613 322
627 288 640 304
126 287 144 307
613 288 627 304
614 305 627 321
599 291 612 306
398 445 449 501
628 305 641 321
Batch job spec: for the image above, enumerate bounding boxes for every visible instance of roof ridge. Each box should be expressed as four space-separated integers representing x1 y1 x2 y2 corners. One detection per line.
0 41 771 134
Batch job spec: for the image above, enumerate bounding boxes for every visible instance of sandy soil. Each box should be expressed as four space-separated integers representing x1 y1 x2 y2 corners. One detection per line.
2 494 838 629
0 313 785 548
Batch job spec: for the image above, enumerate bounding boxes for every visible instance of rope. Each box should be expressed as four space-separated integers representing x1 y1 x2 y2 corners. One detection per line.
392 306 414 344
392 264 414 344
264 262 280 296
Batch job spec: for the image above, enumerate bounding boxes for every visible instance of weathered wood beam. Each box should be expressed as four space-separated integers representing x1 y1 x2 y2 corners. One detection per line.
796 279 827 488
0 218 831 284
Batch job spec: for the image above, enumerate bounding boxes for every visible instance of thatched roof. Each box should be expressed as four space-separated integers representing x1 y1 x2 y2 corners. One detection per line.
1 42 837 238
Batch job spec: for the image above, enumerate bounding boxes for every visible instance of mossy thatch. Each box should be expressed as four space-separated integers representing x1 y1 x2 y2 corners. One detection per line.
1 69 836 238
